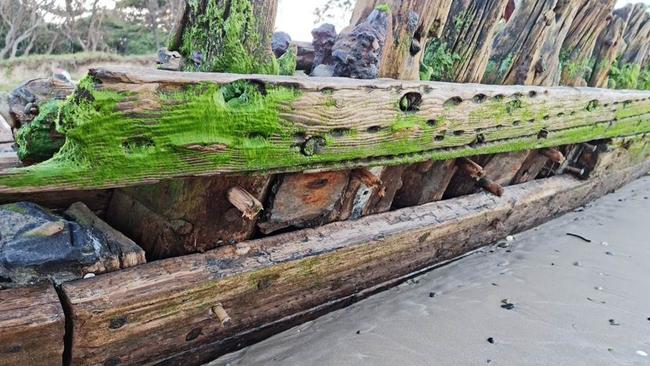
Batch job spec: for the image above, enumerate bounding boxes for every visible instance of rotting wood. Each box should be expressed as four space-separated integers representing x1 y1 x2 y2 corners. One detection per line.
65 202 146 268
2 66 648 195
0 188 112 213
438 0 509 83
539 147 566 163
227 186 264 220
392 159 456 208
589 13 627 87
258 171 349 234
349 0 454 80
60 138 650 366
0 284 65 366
106 175 272 259
560 0 617 86
511 150 551 184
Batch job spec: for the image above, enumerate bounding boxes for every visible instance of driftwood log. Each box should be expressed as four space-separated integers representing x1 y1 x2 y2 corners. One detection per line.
59 135 650 365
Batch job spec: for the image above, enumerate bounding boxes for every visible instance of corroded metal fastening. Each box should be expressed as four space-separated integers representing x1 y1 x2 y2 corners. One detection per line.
211 303 232 327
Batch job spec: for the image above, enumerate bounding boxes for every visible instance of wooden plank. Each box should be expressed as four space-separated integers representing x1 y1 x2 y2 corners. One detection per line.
107 175 272 259
258 171 349 234
0 285 65 366
0 189 112 213
1 66 649 194
392 159 456 208
61 139 650 366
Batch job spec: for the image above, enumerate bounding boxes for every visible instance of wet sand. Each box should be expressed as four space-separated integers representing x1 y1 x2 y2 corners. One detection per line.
210 176 650 366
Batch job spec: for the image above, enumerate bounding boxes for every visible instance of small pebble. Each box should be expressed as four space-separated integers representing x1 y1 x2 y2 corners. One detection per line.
501 303 515 310
428 292 436 298
609 319 620 326
487 337 495 344
647 317 650 321
506 235 515 242
601 241 609 246
605 251 614 256
356 330 361 335
595 286 604 291
573 261 582 267
491 283 498 287
497 241 509 248
637 350 648 357
551 262 555 266
505 249 512 253
83 273 95 279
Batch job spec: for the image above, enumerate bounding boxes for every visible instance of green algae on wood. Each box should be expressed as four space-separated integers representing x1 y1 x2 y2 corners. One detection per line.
1 67 650 193
169 0 279 74
15 101 66 164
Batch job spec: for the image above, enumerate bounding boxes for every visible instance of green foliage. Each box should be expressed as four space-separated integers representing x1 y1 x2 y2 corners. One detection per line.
277 47 297 76
560 49 594 82
609 61 641 90
375 4 390 12
420 39 461 81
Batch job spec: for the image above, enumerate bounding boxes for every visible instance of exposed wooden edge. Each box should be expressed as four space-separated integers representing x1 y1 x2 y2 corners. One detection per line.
61 154 650 365
1 66 649 194
0 284 65 366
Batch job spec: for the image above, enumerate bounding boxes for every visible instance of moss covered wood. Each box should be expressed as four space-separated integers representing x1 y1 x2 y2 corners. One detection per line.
0 66 649 194
60 138 650 365
168 0 279 74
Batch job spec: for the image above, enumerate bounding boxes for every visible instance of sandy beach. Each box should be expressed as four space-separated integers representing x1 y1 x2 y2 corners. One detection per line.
210 175 650 366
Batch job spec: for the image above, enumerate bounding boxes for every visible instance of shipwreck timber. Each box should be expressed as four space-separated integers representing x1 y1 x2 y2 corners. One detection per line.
1 0 650 365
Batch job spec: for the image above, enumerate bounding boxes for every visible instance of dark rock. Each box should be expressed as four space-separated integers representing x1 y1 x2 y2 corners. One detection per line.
311 64 335 77
609 319 620 326
501 303 515 310
311 23 337 72
8 77 74 130
487 337 495 344
428 291 436 298
0 202 127 286
331 9 389 79
272 32 292 58
157 48 182 71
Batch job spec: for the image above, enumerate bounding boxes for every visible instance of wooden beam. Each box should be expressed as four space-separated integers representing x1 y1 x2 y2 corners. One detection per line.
0 285 65 366
0 66 649 194
60 138 650 365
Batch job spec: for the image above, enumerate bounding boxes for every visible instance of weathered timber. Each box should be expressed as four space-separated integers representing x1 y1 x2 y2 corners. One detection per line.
65 202 146 269
589 12 627 87
1 66 649 194
349 0 454 80
0 284 65 366
60 137 650 366
617 4 650 66
258 171 349 234
168 0 279 74
107 175 272 258
485 0 584 86
439 0 509 83
392 159 456 208
0 189 111 213
560 0 616 86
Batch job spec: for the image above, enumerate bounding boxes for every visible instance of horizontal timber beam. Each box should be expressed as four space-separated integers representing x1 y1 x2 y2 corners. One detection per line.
1 66 650 194
61 146 650 365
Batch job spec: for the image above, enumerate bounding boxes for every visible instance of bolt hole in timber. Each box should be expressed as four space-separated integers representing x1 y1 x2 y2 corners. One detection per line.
399 92 423 112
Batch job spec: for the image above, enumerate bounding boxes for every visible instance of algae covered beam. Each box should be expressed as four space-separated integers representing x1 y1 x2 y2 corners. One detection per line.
0 66 649 194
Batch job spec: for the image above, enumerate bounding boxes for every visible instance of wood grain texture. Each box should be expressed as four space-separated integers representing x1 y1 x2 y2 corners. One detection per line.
60 137 650 366
107 175 272 258
0 285 65 366
1 66 649 195
349 0 454 80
